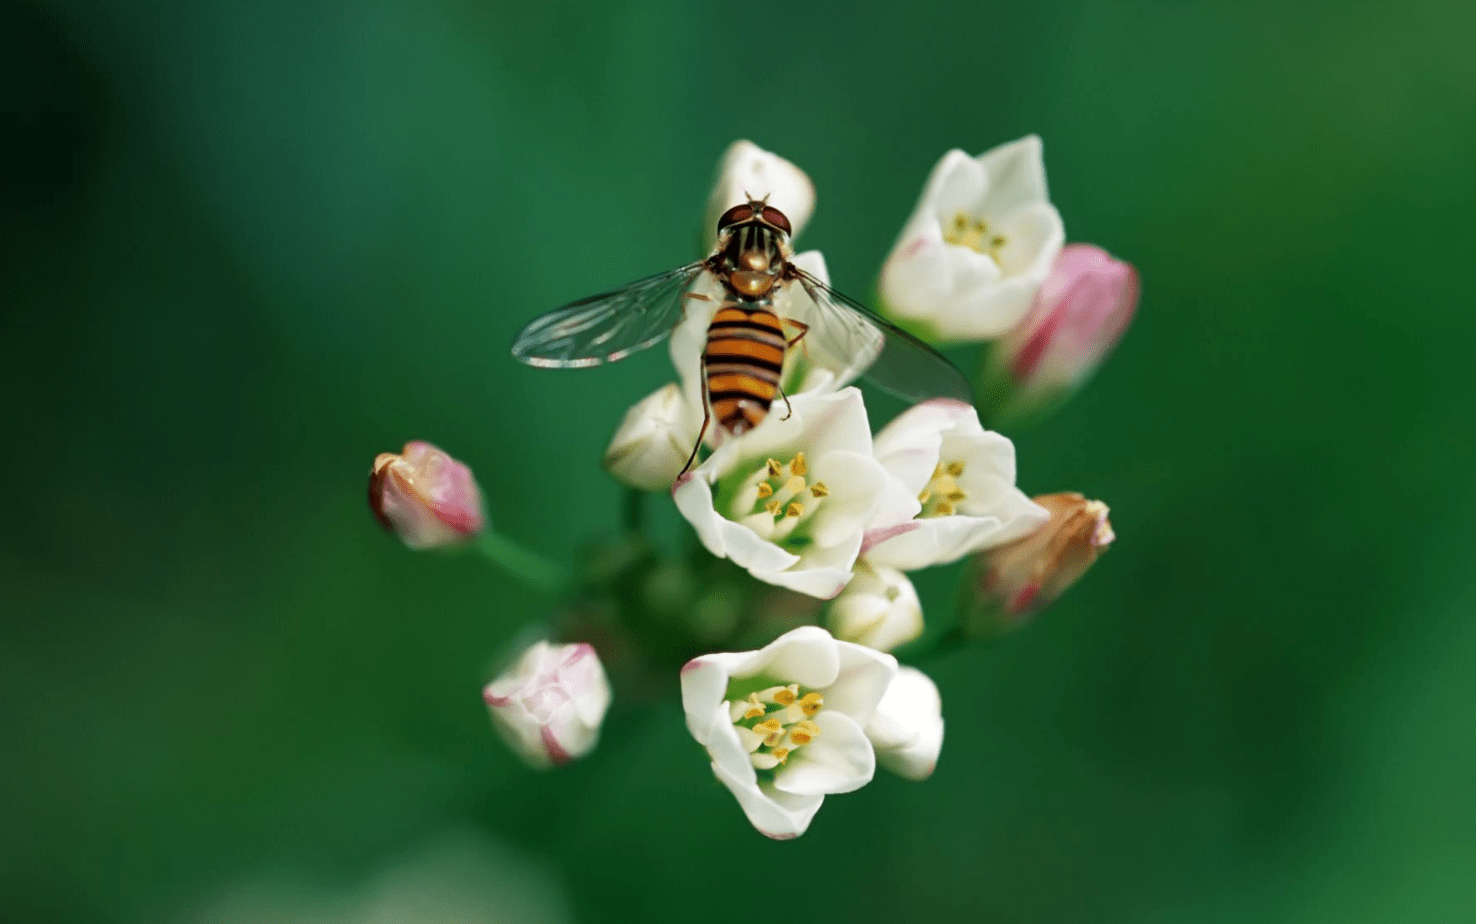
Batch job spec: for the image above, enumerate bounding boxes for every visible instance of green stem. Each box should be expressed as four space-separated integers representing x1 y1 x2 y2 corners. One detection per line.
472 531 568 594
622 488 645 536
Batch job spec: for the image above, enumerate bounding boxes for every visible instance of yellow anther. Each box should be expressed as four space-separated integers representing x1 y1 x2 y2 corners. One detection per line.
786 502 804 518
766 458 783 477
789 452 808 476
934 500 955 516
765 500 782 516
783 475 807 496
990 235 1007 250
743 693 767 720
798 692 823 716
946 461 965 477
788 720 820 746
756 481 774 499
809 482 829 498
772 688 797 706
768 747 790 764
947 489 967 502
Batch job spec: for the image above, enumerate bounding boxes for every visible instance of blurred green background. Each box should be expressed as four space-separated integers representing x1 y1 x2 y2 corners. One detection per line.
5 0 1474 921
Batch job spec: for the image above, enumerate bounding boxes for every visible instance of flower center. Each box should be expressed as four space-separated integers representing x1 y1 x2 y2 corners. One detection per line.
945 212 1008 265
731 452 829 545
918 461 967 517
727 683 824 771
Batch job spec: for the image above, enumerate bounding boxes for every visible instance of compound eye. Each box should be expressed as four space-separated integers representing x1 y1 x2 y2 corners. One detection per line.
760 206 792 235
717 203 754 231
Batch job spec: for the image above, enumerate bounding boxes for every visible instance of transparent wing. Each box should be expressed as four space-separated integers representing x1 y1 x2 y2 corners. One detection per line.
511 262 708 368
787 268 974 404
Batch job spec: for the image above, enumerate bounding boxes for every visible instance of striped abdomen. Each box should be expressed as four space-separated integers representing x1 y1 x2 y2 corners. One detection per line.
705 305 786 433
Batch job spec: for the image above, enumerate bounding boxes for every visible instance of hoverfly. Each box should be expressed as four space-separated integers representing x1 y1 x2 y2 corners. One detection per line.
511 199 971 475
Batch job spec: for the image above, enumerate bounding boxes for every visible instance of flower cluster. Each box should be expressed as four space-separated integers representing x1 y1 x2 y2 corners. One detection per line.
367 138 1135 838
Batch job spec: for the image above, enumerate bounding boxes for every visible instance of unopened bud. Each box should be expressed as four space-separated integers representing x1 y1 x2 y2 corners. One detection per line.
603 383 702 491
703 140 815 251
368 441 485 550
483 641 612 769
963 492 1113 633
979 244 1138 425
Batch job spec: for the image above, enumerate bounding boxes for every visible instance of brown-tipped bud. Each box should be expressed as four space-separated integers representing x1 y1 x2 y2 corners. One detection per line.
963 492 1113 632
368 441 485 550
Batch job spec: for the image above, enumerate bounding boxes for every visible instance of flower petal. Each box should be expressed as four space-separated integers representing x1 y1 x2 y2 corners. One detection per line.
772 710 876 796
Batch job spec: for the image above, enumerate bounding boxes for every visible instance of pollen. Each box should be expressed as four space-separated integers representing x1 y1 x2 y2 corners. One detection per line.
729 683 827 772
789 452 808 476
786 502 804 518
809 482 829 497
767 458 783 477
756 481 774 498
920 461 967 518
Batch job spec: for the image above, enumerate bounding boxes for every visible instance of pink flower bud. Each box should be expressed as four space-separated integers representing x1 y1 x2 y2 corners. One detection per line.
964 492 1113 632
981 244 1138 424
483 641 612 769
368 441 485 550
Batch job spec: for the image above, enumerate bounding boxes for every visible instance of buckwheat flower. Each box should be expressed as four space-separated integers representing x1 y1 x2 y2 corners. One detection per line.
681 626 896 839
826 561 924 652
861 400 1048 571
981 243 1140 424
879 136 1065 342
865 666 944 781
703 140 816 251
483 641 611 769
603 383 704 490
369 440 485 550
673 388 916 599
965 491 1114 629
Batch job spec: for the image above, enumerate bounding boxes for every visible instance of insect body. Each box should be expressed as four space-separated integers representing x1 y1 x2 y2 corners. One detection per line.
511 198 971 474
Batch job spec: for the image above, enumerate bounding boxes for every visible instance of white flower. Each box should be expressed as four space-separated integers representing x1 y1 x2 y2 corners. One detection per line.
865 666 944 781
862 400 1048 571
482 641 611 769
602 383 703 490
681 626 897 839
673 388 916 599
826 560 923 652
879 136 1065 342
703 140 816 250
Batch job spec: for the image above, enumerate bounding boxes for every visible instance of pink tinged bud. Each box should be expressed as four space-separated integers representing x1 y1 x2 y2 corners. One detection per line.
982 244 1139 424
368 440 486 550
483 641 612 770
965 492 1113 633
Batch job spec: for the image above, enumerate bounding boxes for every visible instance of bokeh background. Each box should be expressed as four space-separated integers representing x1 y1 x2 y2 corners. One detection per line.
5 0 1474 921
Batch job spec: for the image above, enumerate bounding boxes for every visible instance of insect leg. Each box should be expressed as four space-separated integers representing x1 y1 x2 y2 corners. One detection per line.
679 357 712 479
782 317 812 361
776 383 793 421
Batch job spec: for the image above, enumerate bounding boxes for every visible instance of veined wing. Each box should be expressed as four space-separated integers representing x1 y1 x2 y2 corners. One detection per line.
787 268 974 404
511 262 707 368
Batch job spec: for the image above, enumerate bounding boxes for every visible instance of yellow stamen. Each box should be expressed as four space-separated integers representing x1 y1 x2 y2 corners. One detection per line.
789 452 808 476
765 500 782 516
798 692 823 716
769 747 790 764
809 482 829 498
756 481 774 498
772 687 797 706
786 502 804 518
766 458 783 477
946 461 965 477
788 720 820 746
935 500 955 516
